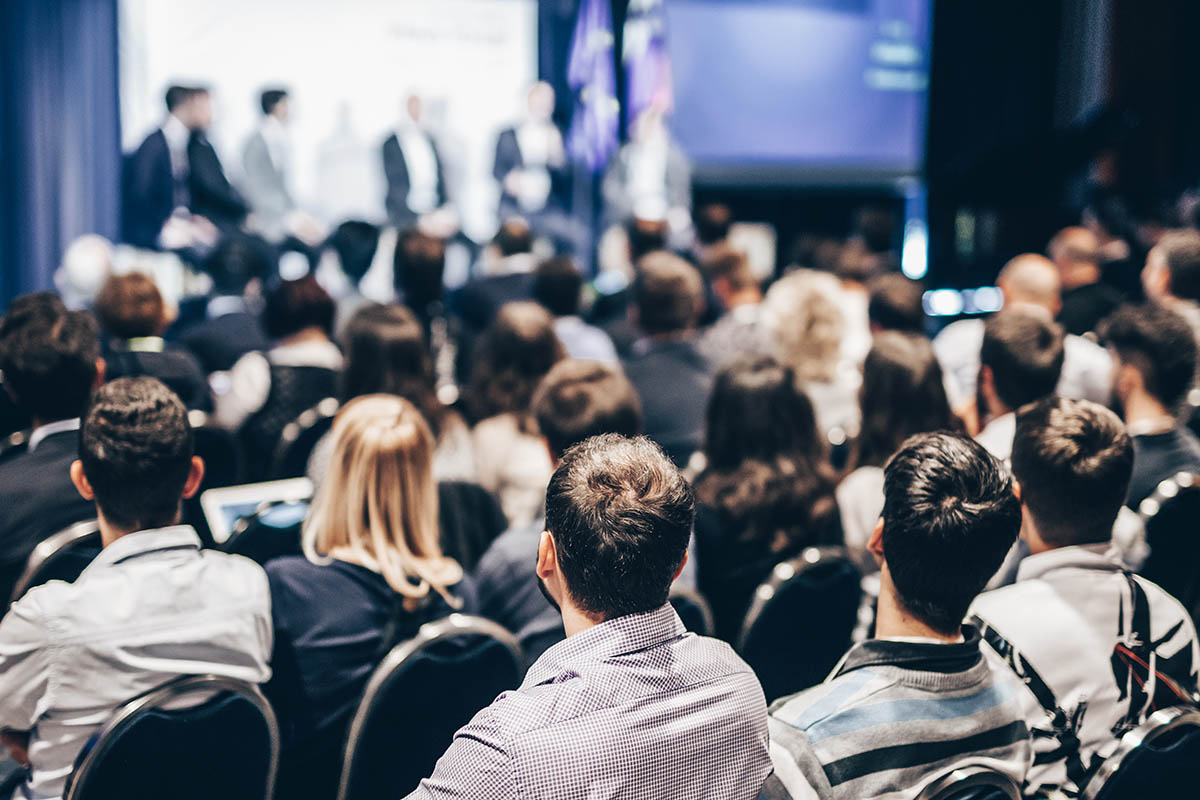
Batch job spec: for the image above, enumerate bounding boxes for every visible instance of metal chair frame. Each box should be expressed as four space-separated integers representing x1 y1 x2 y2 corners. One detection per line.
9 519 100 605
915 765 1022 800
270 396 340 479
1079 705 1200 800
737 545 859 653
1135 471 1200 520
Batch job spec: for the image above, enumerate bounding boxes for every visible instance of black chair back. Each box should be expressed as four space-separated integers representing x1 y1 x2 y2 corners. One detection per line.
915 765 1021 800
270 397 339 480
670 584 715 636
436 481 508 572
1080 706 1200 800
738 547 862 702
220 500 309 567
1137 474 1200 625
337 614 524 800
9 519 102 605
66 674 279 800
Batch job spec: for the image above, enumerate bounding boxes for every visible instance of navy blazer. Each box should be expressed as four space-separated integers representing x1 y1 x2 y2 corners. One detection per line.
188 132 249 230
381 132 447 228
121 129 175 249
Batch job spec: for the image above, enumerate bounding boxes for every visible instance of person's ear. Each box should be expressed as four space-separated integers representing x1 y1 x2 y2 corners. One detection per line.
1011 478 1022 502
1114 361 1140 400
536 530 558 581
93 358 107 390
672 548 689 582
70 460 95 502
867 518 885 566
181 456 206 500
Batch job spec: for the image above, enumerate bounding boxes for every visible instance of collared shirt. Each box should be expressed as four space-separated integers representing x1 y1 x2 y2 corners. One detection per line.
976 412 1016 462
407 604 772 799
161 114 191 183
0 526 272 800
768 628 1032 800
552 315 619 364
970 543 1200 796
398 127 439 215
26 418 80 453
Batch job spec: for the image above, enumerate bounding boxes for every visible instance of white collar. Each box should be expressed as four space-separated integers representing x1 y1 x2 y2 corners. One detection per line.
1126 416 1178 437
28 417 81 452
1015 542 1121 583
162 114 191 151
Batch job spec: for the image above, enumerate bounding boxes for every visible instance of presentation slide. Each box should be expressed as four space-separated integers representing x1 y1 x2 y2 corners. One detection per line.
119 0 537 240
664 0 931 181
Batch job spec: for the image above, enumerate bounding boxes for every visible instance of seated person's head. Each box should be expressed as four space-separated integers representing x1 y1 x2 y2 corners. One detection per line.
979 311 1065 416
539 434 693 621
304 393 462 602
633 252 704 337
533 360 642 461
702 246 759 309
205 237 271 297
1100 303 1197 415
393 229 447 310
867 273 925 334
94 273 169 340
71 377 203 537
694 203 732 247
263 275 335 341
533 257 584 318
995 254 1062 315
761 269 845 383
1048 226 1101 289
1144 229 1200 304
327 221 381 288
628 217 669 263
0 294 101 424
467 301 564 422
495 219 534 257
1011 397 1133 551
874 432 1021 635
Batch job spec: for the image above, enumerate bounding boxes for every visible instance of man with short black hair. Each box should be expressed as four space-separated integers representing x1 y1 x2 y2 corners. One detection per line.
412 434 770 799
769 432 1031 800
0 296 103 604
1100 304 1200 508
867 272 925 335
177 236 273 372
971 397 1199 797
0 378 271 800
1143 228 1200 345
976 309 1066 460
533 257 618 363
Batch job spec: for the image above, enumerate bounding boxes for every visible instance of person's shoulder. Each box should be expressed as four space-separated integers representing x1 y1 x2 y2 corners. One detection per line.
769 673 886 732
970 579 1053 624
475 521 542 578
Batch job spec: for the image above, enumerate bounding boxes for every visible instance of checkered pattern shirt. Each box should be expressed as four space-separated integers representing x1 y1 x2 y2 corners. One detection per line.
405 603 772 799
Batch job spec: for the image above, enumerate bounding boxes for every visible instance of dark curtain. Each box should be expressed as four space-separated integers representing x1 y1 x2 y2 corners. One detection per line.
0 0 122 311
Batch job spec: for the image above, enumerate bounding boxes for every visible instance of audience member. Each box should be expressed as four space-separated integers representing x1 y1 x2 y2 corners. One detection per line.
1100 304 1200 508
693 357 842 642
934 254 1112 413
53 234 114 310
768 432 1030 800
94 272 211 410
761 269 861 440
454 220 538 336
493 82 569 229
266 394 475 800
837 333 957 571
621 252 713 466
392 230 459 402
972 397 1199 797
976 310 1065 460
698 246 769 369
410 434 771 799
0 378 271 800
532 256 618 363
215 275 341 479
867 272 925 335
692 202 733 264
0 296 102 604
307 303 474 486
474 359 643 656
324 220 381 335
1142 228 1200 345
467 301 564 527
1051 226 1122 336
178 237 272 372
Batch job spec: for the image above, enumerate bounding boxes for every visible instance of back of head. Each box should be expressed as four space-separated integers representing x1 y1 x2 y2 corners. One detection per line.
761 269 845 382
0 296 99 421
393 228 446 310
304 394 461 600
79 377 193 531
634 252 704 336
533 359 643 459
1100 303 1197 410
1012 397 1133 547
165 85 197 113
533 257 584 317
996 253 1061 311
205 237 271 296
694 203 732 246
627 218 669 262
545 434 693 619
867 273 925 334
1048 226 1100 269
859 332 955 468
882 432 1021 634
495 218 534 257
327 221 381 286
94 273 166 340
341 301 441 413
703 246 757 294
260 88 288 116
263 275 335 340
980 311 1065 410
1157 229 1200 302
467 301 564 420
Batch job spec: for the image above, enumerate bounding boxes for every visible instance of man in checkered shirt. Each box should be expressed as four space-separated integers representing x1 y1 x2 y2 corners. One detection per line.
406 433 772 799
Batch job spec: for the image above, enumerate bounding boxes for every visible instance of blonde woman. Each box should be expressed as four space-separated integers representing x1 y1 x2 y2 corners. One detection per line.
264 394 476 800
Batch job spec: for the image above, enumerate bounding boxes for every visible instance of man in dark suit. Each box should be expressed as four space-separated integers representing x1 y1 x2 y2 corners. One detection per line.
382 95 448 228
122 85 197 249
0 294 103 604
186 88 249 232
620 252 713 467
176 237 272 373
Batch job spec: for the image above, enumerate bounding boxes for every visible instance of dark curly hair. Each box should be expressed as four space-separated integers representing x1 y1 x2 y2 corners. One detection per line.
465 301 563 425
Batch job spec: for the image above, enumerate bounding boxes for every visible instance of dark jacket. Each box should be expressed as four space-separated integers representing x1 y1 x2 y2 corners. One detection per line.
381 132 447 228
121 130 175 249
103 343 213 411
187 131 249 230
621 337 714 467
178 311 272 374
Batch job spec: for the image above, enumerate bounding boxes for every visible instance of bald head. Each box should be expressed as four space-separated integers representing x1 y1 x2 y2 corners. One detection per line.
1048 227 1101 290
997 254 1061 313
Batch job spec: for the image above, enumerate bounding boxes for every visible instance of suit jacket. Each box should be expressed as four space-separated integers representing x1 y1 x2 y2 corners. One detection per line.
381 132 447 228
242 129 293 241
188 131 249 230
492 126 569 220
621 338 713 467
121 129 176 249
179 311 271 374
0 429 96 605
602 139 691 225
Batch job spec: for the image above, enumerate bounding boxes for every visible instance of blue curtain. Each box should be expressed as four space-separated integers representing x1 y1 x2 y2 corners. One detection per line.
0 0 122 310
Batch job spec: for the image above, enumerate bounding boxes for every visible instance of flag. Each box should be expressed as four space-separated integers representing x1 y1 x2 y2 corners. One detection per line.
566 0 619 172
622 0 672 135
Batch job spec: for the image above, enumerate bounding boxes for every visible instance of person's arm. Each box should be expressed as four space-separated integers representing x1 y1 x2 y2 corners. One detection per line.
767 741 820 800
0 595 52 736
403 705 513 799
212 351 272 430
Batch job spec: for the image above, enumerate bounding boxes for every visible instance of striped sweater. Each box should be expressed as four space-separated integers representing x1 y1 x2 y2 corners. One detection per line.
767 627 1032 799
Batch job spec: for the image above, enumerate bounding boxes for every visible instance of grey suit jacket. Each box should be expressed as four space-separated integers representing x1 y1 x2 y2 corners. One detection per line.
241 130 293 241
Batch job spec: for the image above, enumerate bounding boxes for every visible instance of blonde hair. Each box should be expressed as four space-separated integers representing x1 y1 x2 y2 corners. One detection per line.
761 269 846 383
302 394 463 604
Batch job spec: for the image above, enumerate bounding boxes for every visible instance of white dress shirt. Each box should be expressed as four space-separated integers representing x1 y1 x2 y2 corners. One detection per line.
399 127 440 215
161 113 191 186
0 526 272 800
